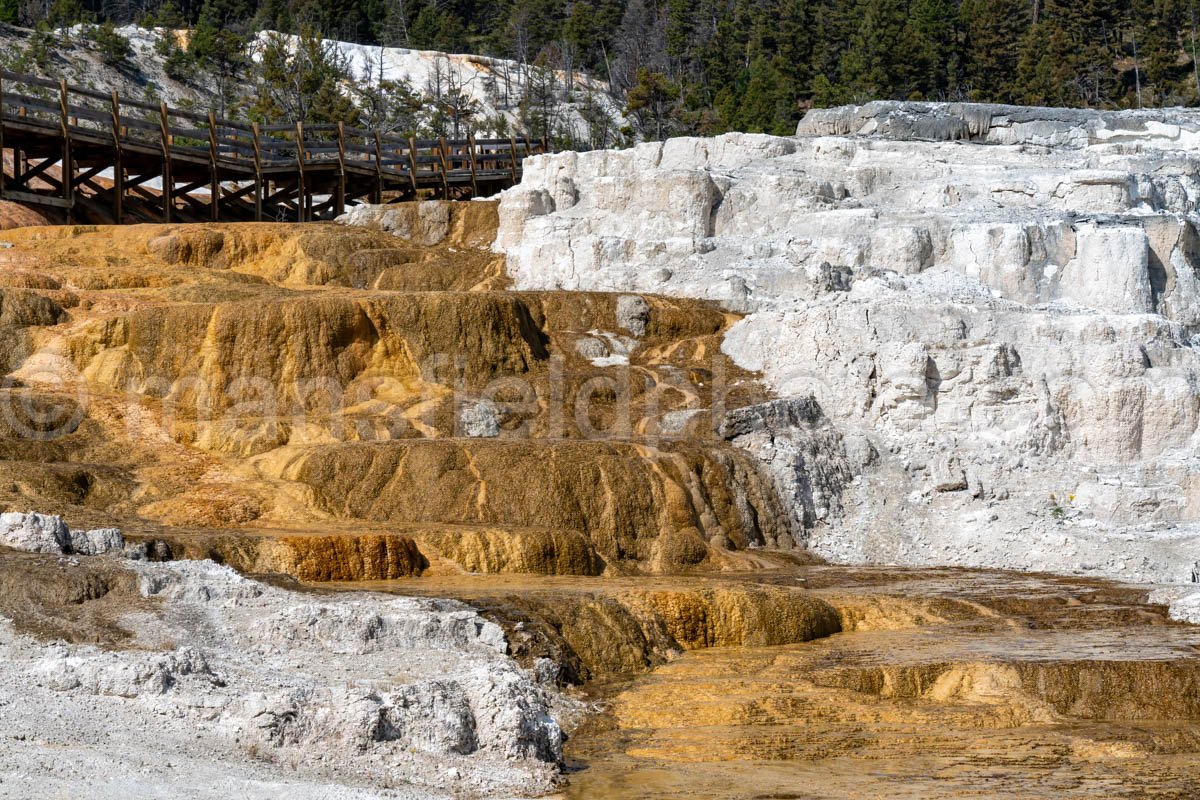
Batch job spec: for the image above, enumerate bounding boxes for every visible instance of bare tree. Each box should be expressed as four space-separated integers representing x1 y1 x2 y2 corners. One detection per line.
379 0 411 47
610 0 669 93
1192 5 1200 99
357 58 421 136
423 55 480 138
558 37 578 100
507 6 531 79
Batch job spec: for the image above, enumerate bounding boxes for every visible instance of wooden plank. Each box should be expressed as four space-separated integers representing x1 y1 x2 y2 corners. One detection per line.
437 136 450 199
295 121 308 222
466 135 478 197
335 121 346 217
373 131 385 203
0 188 73 208
407 137 419 195
252 123 263 222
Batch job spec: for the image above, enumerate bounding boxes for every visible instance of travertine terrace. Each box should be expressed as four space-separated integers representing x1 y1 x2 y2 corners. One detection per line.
1 102 1200 798
498 102 1200 584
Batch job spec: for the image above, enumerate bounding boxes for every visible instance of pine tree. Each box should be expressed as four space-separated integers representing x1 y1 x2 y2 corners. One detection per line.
839 0 919 99
1131 0 1182 104
625 68 680 139
0 0 19 25
249 27 357 124
311 77 360 125
189 0 250 118
959 0 1031 102
1016 21 1081 105
92 21 133 66
409 4 467 53
906 0 961 99
730 54 796 134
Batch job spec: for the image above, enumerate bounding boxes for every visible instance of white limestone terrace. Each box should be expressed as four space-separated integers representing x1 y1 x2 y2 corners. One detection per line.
494 103 1200 585
0 515 570 800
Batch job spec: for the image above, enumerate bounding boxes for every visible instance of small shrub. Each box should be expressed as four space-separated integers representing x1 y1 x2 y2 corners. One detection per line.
92 21 131 67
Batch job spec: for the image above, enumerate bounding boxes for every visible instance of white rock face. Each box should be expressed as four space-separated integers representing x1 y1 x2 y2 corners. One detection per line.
1148 586 1200 624
0 511 70 553
337 201 456 245
496 104 1200 584
0 512 123 555
0 557 572 799
285 32 627 141
797 101 1200 150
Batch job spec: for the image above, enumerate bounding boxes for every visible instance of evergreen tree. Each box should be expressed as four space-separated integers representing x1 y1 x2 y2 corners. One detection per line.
0 0 19 25
625 67 680 139
249 27 359 124
409 4 467 52
959 0 1030 102
839 0 919 99
906 0 960 99
190 0 251 116
729 54 796 134
1130 0 1182 104
1016 20 1083 105
92 20 133 65
358 77 422 135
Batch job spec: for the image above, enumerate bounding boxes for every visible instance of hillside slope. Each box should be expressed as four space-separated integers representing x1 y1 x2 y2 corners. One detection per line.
0 23 625 143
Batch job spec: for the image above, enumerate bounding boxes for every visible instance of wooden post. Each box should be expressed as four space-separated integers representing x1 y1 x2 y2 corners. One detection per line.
406 137 419 197
507 136 519 185
207 112 220 222
59 79 73 220
159 101 172 223
335 121 346 217
436 136 450 199
372 130 385 204
16 99 26 188
294 121 307 222
466 135 478 198
110 91 123 224
0 73 6 199
252 123 263 222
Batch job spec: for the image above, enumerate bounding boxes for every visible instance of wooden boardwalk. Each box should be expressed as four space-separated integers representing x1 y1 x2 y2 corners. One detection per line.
0 70 549 224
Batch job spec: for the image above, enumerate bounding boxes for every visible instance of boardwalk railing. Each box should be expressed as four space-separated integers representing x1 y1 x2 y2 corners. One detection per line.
0 70 549 223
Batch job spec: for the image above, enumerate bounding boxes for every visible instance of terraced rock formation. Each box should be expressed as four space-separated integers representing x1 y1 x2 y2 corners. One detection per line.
0 203 779 578
0 202 789 797
558 567 1200 799
3 105 1200 797
497 104 1200 584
